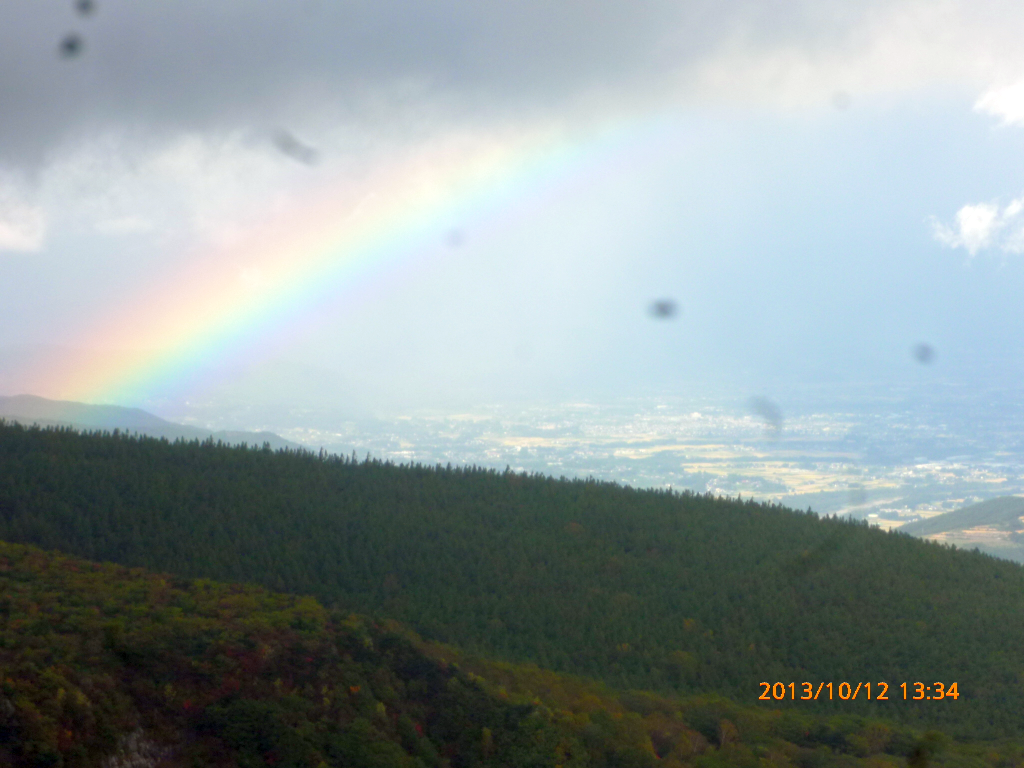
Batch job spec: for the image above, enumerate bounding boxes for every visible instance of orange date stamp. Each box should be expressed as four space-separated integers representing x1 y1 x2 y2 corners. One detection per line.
759 682 959 701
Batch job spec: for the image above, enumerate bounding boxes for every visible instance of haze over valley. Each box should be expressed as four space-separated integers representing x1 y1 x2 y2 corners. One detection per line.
158 382 1024 528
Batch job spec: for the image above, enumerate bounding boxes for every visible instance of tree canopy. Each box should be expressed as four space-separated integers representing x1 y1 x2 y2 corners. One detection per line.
0 422 1018 738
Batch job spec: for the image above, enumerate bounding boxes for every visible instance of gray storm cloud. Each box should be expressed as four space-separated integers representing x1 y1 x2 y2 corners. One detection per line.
4 0 1024 170
2 0 700 166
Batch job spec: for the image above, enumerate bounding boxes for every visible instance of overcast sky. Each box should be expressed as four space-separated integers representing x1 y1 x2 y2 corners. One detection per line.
3 0 1024 418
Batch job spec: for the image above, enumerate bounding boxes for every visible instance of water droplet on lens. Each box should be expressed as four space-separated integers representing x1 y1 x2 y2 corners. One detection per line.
59 33 83 58
272 130 319 165
748 396 783 439
912 343 935 364
649 299 677 319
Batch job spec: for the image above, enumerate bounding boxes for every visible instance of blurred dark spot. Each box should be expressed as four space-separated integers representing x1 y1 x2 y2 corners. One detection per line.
913 343 936 364
273 130 319 165
75 0 96 15
59 33 83 58
748 396 782 439
832 90 851 110
445 229 464 248
649 299 677 319
848 486 868 507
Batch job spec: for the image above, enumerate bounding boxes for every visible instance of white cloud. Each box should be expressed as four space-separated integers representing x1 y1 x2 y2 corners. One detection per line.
975 79 1024 126
948 59 1024 259
4 117 546 278
0 182 44 252
672 0 1024 109
32 128 336 253
932 197 1024 255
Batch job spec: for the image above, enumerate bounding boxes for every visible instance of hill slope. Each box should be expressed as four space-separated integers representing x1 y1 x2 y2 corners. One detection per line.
0 422 1016 737
0 539 604 767
5 538 992 768
0 394 300 451
900 496 1024 536
900 496 1024 563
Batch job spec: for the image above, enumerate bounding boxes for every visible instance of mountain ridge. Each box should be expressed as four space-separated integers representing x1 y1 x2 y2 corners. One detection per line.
0 393 302 451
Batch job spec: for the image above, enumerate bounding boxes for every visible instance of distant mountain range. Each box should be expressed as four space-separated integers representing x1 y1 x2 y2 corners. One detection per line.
0 394 302 451
900 495 1024 563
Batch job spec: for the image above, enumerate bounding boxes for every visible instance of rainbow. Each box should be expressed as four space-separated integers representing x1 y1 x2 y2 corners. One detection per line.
25 118 666 407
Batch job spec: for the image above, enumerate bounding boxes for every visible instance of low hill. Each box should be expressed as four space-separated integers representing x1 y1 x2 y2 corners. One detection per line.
900 496 1024 537
0 394 300 451
0 539 630 767
899 496 1024 563
0 422 1018 738
0 538 1000 768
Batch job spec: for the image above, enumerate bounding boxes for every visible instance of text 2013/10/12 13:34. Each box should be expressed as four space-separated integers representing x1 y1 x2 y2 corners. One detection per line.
759 682 960 701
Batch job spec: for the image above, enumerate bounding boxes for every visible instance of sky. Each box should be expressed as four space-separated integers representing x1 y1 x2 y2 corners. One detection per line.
2 0 1024 420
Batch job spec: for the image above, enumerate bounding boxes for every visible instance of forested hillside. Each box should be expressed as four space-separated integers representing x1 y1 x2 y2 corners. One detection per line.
0 539 1008 768
0 539 639 767
0 422 1019 738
